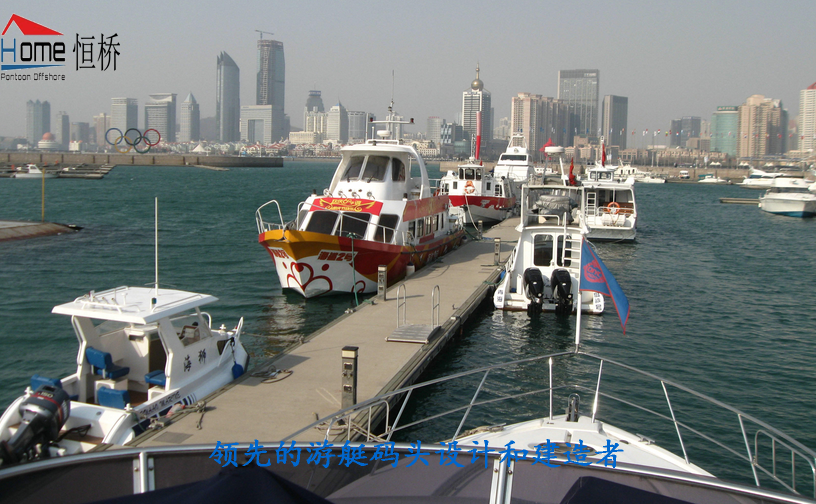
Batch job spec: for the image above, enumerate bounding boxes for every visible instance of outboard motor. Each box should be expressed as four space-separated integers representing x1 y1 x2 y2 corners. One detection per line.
523 268 546 317
0 385 70 465
550 269 573 315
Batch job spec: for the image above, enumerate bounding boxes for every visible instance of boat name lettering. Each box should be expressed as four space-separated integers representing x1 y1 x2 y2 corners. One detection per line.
318 250 357 262
269 248 289 259
313 198 382 214
209 439 623 469
141 391 181 416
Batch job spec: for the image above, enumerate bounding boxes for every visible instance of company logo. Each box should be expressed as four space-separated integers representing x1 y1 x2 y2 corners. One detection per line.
1 14 64 71
583 260 605 284
311 198 383 214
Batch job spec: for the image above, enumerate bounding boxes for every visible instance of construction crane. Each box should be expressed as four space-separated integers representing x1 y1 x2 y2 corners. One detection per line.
255 30 274 39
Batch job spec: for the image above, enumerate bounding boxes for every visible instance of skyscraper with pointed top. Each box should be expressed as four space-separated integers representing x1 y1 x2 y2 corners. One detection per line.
216 52 240 142
256 38 285 142
180 93 200 142
461 64 492 153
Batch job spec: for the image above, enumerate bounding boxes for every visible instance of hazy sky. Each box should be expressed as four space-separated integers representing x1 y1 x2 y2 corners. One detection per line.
1 0 814 143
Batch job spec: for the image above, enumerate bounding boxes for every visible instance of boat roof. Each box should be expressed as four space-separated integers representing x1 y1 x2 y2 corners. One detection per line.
52 286 218 324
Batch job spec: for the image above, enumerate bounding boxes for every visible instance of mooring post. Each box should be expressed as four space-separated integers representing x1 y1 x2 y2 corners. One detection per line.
341 346 358 409
377 265 387 301
477 220 483 239
494 237 501 265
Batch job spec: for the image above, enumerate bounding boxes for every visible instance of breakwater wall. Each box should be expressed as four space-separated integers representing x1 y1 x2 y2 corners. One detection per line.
0 152 282 168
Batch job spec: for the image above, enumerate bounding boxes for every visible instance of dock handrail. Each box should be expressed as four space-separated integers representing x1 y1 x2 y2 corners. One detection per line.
284 350 816 499
396 284 407 328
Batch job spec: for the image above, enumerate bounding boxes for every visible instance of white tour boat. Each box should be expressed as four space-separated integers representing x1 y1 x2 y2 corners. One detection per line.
493 184 604 316
0 286 248 464
256 105 465 298
13 164 58 179
758 177 816 217
493 134 535 194
439 159 516 226
739 168 791 189
580 163 638 242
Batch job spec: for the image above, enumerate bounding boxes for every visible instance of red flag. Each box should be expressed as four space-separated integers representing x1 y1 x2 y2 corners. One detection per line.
538 138 553 152
601 143 606 167
569 158 576 186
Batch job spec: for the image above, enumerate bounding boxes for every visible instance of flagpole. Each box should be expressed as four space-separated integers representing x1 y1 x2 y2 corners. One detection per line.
575 237 583 351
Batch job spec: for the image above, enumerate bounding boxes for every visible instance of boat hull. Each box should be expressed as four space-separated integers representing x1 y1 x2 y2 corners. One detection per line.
758 195 816 217
448 195 514 225
260 228 465 297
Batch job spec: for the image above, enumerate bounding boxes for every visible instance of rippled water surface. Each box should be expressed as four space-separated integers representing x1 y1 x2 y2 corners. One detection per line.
1 165 814 485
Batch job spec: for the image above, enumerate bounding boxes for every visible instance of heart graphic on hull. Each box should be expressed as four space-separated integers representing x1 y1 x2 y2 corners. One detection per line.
286 262 333 295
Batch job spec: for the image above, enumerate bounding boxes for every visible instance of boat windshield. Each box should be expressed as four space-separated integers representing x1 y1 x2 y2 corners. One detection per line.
500 154 527 162
342 155 392 182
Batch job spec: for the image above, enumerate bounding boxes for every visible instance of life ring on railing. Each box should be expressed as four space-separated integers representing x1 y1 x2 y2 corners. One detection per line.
464 180 476 194
606 202 620 215
434 188 440 197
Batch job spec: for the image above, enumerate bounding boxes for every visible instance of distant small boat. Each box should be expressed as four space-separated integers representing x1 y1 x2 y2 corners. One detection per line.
13 164 57 179
698 174 730 184
738 168 790 189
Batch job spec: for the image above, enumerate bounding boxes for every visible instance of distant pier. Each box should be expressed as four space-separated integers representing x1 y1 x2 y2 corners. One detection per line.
0 152 283 171
0 220 79 241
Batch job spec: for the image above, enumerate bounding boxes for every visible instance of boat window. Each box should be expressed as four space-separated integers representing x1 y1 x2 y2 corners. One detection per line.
441 183 449 194
433 214 439 232
533 235 554 266
458 168 464 179
342 156 366 181
416 218 425 237
500 154 527 162
408 220 416 240
453 181 458 190
305 211 339 234
391 159 405 181
374 214 399 243
362 155 390 182
495 184 502 197
464 168 476 180
338 212 371 239
486 182 491 191
475 169 482 181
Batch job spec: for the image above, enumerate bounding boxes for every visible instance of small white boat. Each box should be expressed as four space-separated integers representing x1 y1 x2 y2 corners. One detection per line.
758 178 816 217
738 168 791 189
13 164 57 179
581 163 638 242
493 134 535 194
0 286 248 464
698 174 730 184
492 184 604 316
439 159 517 226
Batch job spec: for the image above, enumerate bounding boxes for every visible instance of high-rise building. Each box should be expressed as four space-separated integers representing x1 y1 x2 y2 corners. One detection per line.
144 93 177 143
427 117 443 146
55 111 70 148
462 64 492 153
216 52 240 142
737 95 788 159
510 93 571 154
347 111 372 143
557 69 599 144
601 95 628 149
304 90 325 129
799 81 816 153
240 105 274 144
327 103 348 144
180 93 200 143
710 106 738 156
26 100 50 144
494 117 510 142
93 113 110 146
70 122 90 143
256 39 285 141
111 98 138 133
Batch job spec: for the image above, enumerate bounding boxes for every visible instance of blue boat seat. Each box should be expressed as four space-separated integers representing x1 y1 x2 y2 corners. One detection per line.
31 374 79 400
144 369 166 387
86 347 130 380
97 387 130 409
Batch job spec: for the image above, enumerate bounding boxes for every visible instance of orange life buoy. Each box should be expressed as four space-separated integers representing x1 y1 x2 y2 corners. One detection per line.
606 202 620 215
464 180 476 194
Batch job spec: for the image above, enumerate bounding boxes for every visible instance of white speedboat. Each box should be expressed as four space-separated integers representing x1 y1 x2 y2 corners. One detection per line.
256 104 465 298
493 184 604 316
13 164 57 179
698 174 730 184
758 178 816 217
581 164 637 242
0 286 248 464
739 168 791 189
439 158 516 226
493 134 535 195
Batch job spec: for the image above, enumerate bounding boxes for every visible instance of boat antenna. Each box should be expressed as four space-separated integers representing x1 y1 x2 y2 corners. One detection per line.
154 197 159 295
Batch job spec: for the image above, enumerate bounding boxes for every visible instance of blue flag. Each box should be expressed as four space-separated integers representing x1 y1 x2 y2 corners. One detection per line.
579 241 630 334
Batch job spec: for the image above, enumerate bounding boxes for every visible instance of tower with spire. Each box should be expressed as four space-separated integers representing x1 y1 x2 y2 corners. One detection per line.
461 64 492 154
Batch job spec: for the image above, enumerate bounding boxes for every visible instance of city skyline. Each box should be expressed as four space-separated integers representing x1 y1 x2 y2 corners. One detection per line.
0 0 814 146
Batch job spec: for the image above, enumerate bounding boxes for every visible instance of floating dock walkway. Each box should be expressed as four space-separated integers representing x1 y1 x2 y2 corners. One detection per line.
0 220 79 242
132 219 521 448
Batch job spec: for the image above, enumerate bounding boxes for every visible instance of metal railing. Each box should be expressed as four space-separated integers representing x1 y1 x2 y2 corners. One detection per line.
284 350 816 499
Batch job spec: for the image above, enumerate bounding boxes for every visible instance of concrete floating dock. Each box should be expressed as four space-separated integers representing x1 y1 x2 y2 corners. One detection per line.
0 220 79 242
131 219 521 448
720 197 759 205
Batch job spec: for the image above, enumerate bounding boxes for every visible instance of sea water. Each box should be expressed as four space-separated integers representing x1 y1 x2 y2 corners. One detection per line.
1 164 814 484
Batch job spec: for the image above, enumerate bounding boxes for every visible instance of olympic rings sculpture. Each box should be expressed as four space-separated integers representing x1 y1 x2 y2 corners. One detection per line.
105 127 161 154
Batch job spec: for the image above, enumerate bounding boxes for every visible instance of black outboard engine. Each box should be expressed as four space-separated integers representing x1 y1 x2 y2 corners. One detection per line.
523 268 546 317
0 385 70 465
550 269 573 315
